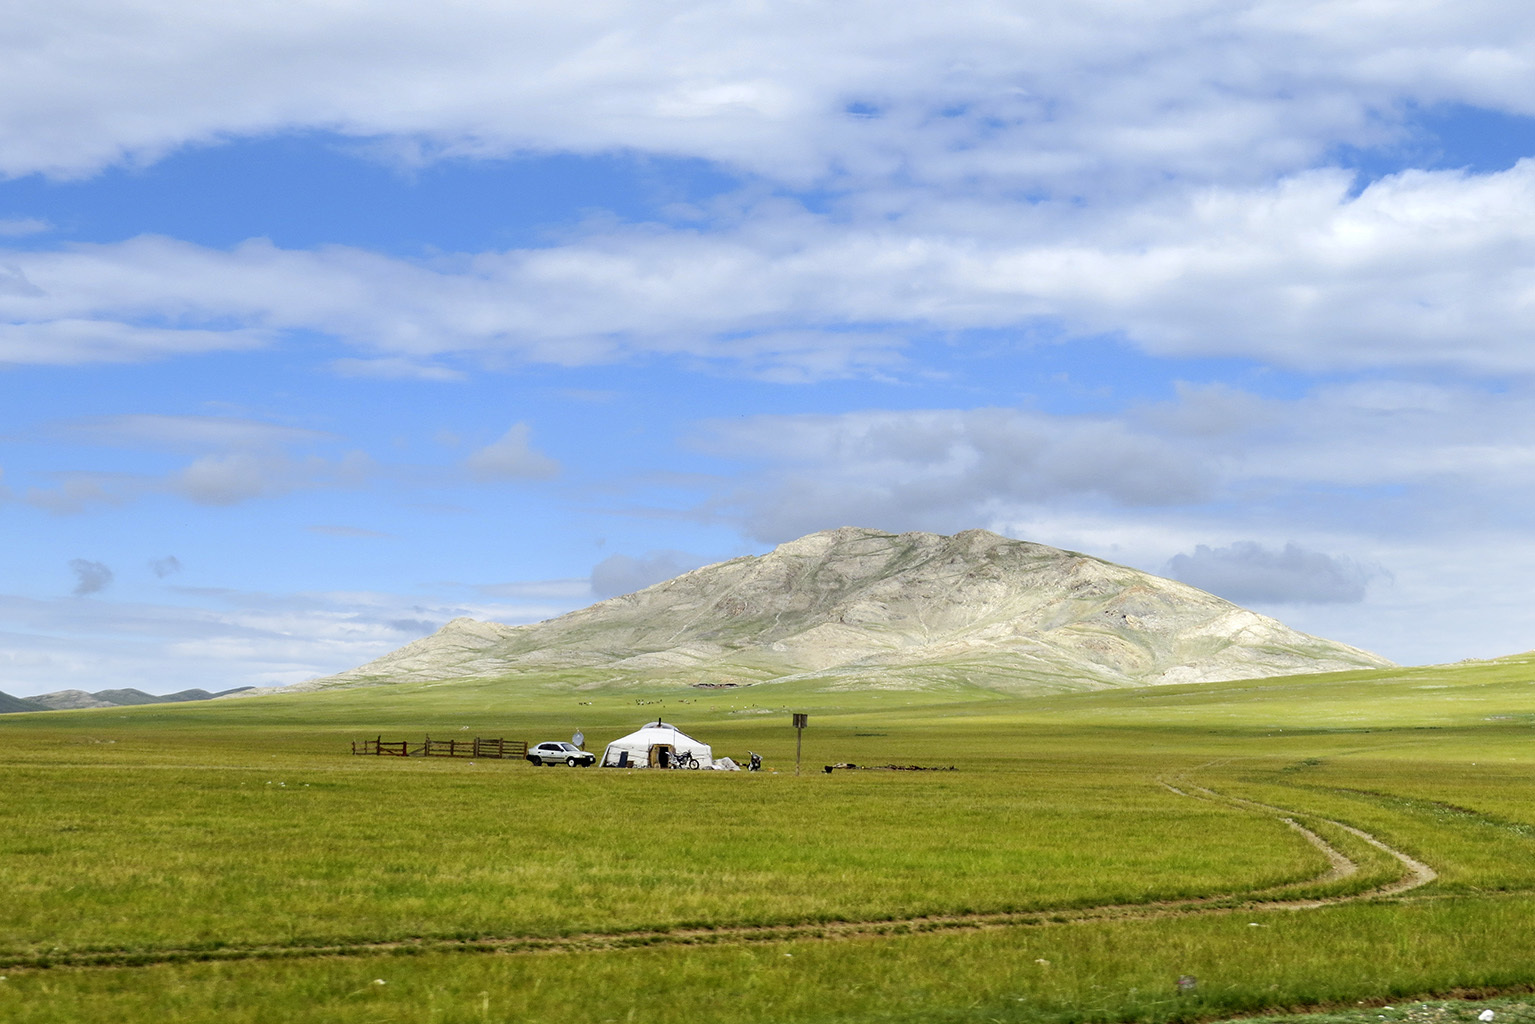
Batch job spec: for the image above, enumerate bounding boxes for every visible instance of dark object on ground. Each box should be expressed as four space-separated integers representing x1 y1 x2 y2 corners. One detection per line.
748 751 762 771
822 763 957 772
666 749 700 769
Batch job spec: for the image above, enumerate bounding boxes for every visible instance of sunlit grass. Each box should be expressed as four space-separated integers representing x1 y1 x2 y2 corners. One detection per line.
5 899 1535 1024
0 747 1316 955
4 653 1535 1021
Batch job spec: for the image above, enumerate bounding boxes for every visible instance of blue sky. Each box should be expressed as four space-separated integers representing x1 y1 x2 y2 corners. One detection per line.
5 1 1535 695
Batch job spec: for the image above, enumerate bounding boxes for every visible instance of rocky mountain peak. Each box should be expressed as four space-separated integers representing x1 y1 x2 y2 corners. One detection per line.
300 527 1393 694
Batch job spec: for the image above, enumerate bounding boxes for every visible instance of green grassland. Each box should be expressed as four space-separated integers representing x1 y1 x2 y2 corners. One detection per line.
4 655 1535 1022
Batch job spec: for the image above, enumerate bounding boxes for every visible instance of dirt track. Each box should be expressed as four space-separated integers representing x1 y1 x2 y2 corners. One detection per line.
0 780 1441 973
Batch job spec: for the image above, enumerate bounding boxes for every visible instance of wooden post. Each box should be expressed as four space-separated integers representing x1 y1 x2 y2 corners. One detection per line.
792 713 808 776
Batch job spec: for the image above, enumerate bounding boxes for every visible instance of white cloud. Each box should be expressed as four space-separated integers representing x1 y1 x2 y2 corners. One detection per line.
171 449 375 506
0 318 265 366
53 414 332 451
24 473 140 515
14 411 565 513
1165 541 1386 605
9 0 1535 680
8 162 1535 378
0 264 42 296
695 407 1213 543
695 380 1535 545
663 374 1535 664
995 509 1535 666
0 218 51 237
19 453 376 513
472 579 594 601
590 550 709 598
175 452 314 506
17 413 376 513
1015 165 1535 374
329 356 466 382
0 584 591 697
5 0 1535 192
465 423 560 481
307 525 393 540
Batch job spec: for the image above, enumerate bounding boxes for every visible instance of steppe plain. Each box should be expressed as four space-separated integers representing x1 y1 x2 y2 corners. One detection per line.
5 652 1535 1024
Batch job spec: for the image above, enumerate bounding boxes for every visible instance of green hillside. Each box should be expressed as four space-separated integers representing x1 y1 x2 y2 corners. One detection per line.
3 655 1535 1023
0 690 40 713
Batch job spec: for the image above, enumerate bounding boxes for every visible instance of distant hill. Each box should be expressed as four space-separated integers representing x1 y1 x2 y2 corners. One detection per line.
0 690 42 713
300 527 1393 696
0 686 253 714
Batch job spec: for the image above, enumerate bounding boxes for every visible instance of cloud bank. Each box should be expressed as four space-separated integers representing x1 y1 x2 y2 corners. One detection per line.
1166 541 1385 605
6 163 1535 381
6 0 1535 189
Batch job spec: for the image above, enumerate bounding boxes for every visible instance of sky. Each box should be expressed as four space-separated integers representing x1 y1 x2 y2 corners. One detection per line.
5 1 1535 696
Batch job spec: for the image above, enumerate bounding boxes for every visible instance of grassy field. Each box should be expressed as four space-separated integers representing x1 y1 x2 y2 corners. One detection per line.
3 655 1535 1022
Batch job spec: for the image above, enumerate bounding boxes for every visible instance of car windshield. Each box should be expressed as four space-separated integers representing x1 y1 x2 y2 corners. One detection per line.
556 743 577 751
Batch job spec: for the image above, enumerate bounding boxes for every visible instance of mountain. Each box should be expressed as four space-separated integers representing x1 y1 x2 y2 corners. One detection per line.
0 690 42 713
0 686 253 714
301 527 1393 696
24 689 121 711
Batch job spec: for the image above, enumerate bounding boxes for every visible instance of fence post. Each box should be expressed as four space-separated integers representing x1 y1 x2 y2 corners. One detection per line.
792 713 808 776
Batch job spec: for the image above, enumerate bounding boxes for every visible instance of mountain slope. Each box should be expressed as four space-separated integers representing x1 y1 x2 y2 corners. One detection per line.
302 527 1392 695
0 690 42 713
1 686 254 714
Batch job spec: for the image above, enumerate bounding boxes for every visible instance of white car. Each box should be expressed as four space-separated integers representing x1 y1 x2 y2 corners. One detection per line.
527 741 596 767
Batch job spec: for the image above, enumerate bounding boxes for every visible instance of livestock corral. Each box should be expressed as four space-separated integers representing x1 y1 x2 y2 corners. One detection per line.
350 735 526 759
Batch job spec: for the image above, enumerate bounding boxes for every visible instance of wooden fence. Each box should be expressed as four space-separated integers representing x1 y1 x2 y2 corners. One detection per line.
350 736 528 759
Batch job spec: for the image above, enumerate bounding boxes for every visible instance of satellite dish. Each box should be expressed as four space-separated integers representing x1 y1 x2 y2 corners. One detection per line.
572 730 585 749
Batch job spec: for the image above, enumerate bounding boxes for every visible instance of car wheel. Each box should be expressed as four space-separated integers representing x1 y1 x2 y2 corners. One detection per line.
566 756 579 767
530 757 542 766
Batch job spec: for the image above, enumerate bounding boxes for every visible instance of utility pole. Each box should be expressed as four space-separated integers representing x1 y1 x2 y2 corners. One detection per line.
792 713 807 775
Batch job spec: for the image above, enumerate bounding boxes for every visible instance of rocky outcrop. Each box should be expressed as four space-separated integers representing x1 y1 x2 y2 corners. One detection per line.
300 527 1393 695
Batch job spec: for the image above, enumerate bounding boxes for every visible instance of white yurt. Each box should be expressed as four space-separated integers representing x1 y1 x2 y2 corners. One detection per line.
600 720 714 768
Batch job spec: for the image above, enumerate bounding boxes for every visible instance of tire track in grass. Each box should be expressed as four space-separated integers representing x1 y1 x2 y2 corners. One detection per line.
1172 779 1438 902
0 779 1439 973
